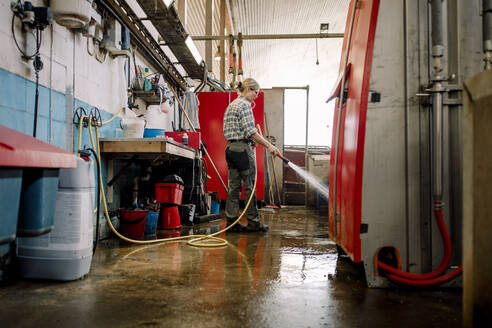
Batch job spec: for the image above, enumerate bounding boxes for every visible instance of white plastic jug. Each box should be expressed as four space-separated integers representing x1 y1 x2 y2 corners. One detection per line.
145 105 168 129
121 118 146 138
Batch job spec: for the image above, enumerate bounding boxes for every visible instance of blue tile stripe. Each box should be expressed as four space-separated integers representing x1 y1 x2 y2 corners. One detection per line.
0 68 122 152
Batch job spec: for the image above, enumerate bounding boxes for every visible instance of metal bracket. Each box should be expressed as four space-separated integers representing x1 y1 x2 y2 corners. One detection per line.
360 223 368 234
443 83 462 106
416 82 462 106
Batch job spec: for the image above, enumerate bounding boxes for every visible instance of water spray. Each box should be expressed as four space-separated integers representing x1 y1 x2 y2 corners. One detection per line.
275 153 329 199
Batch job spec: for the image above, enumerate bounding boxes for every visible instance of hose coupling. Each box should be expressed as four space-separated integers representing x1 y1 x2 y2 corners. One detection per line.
433 200 445 210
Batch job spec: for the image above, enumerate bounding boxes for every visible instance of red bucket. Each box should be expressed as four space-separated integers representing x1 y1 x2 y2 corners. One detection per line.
119 209 148 240
158 205 181 229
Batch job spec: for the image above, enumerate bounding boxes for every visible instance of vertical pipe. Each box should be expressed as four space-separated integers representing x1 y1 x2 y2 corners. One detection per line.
220 0 226 82
304 85 309 206
430 0 444 204
431 0 444 48
432 90 443 202
332 0 359 238
483 0 492 69
205 0 213 72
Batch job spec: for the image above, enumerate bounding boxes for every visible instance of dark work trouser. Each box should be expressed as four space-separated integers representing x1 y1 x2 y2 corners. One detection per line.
224 141 260 226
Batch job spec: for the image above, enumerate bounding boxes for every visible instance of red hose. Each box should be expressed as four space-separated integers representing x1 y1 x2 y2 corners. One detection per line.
378 210 452 280
385 265 463 287
378 209 462 286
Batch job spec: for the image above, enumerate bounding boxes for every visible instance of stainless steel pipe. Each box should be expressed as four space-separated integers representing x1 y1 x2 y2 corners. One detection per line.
432 89 444 202
430 0 445 204
483 0 492 69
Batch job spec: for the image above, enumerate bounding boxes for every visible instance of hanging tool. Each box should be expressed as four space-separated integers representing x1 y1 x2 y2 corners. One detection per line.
228 34 234 77
263 113 282 207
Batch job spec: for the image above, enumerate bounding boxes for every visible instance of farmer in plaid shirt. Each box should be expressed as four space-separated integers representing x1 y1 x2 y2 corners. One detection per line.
223 78 279 232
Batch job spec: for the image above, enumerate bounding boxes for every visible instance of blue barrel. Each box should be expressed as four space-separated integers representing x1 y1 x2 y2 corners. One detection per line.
0 168 23 244
17 168 59 236
144 211 159 235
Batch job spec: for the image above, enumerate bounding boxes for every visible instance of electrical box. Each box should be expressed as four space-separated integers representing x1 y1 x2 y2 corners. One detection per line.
102 17 121 53
102 17 130 56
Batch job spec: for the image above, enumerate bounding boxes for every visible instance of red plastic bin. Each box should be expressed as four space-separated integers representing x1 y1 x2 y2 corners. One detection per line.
155 183 184 204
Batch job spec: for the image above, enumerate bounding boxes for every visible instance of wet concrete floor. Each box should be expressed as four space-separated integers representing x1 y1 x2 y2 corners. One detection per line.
1 207 461 327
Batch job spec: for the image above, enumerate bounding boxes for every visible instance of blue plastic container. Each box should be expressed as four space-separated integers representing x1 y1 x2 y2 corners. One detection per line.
144 211 159 235
143 128 165 138
17 168 59 237
0 168 23 244
210 201 220 214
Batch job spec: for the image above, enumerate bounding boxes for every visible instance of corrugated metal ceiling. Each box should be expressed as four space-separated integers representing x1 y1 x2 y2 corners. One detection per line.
229 0 348 86
182 0 348 87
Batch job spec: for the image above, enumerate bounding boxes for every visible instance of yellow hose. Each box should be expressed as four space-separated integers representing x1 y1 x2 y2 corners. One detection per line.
100 107 124 126
83 119 257 248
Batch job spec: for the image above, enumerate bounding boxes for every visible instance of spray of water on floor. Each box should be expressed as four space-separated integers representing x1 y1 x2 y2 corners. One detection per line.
287 162 329 199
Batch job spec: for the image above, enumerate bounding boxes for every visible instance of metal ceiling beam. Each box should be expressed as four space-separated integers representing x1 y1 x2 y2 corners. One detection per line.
192 33 344 40
99 0 187 90
136 0 205 80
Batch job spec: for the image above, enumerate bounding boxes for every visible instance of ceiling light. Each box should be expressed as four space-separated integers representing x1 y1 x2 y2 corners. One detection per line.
185 36 203 65
162 0 174 8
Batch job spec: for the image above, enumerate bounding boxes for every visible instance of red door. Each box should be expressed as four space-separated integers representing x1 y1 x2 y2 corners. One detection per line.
198 92 265 202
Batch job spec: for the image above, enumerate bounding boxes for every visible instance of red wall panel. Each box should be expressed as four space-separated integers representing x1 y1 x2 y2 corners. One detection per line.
198 92 264 202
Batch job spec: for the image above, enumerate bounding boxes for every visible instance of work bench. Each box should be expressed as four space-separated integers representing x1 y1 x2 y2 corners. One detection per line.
99 137 197 204
99 137 196 160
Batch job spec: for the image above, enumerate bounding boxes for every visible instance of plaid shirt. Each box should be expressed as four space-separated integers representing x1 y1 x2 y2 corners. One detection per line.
223 96 257 140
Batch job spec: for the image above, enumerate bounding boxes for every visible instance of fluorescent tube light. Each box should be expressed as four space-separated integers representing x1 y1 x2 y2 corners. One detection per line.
185 36 203 65
162 0 174 8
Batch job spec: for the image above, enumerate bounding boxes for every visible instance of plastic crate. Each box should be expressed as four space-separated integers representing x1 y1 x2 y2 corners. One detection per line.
155 183 184 204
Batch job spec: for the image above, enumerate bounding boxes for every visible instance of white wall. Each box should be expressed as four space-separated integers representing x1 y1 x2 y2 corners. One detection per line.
1 0 156 119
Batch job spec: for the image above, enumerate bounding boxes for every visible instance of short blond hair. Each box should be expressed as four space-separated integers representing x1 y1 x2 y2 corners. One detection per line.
236 78 260 93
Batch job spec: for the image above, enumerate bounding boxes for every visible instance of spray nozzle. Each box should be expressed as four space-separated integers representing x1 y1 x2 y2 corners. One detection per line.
277 154 290 164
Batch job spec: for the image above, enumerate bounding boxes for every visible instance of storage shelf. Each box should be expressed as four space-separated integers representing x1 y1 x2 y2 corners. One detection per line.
132 90 166 105
99 138 195 160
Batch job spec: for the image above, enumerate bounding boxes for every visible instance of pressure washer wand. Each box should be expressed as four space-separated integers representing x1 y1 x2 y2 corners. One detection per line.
276 154 290 164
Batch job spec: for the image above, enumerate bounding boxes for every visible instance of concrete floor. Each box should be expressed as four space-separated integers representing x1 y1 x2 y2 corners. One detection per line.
1 207 461 327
